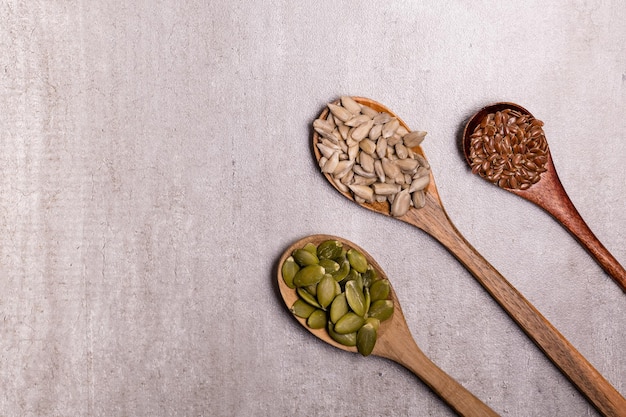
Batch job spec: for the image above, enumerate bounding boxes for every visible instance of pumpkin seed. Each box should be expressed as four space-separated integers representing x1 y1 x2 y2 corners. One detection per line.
362 267 378 285
368 299 394 321
328 322 357 347
307 309 327 329
317 240 343 260
292 248 319 267
370 279 390 302
304 284 317 296
297 287 322 309
345 280 367 317
317 274 337 309
334 312 365 334
281 256 300 289
365 317 380 331
293 264 325 287
347 249 368 273
329 293 349 324
331 259 351 282
340 267 360 288
290 299 317 319
303 242 318 255
319 258 340 274
357 322 377 356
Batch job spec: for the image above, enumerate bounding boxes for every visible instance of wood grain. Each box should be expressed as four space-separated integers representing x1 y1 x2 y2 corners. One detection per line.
403 196 626 417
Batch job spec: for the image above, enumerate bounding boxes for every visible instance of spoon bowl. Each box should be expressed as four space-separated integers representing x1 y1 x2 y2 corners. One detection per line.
312 97 625 416
462 102 626 292
277 234 499 417
313 97 441 219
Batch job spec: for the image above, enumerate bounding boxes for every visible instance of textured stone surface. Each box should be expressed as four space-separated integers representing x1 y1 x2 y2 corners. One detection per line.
1 1 624 416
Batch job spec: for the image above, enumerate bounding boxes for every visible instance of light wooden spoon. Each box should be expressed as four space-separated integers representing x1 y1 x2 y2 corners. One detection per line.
312 97 626 417
462 102 626 292
277 234 500 417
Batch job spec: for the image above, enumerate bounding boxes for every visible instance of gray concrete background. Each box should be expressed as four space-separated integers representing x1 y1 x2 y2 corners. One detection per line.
1 1 624 416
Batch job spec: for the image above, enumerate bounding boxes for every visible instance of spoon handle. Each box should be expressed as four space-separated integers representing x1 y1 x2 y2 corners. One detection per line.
406 202 626 417
379 327 500 417
519 167 626 292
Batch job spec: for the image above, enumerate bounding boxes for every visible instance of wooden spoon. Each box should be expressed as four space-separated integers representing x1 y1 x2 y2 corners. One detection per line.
312 97 626 417
462 102 626 292
277 234 500 417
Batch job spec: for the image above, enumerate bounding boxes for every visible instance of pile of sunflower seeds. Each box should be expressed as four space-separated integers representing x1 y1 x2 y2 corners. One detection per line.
282 239 394 356
314 96 431 217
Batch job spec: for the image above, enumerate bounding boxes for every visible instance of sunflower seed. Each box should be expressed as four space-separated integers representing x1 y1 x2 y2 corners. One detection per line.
313 118 334 134
322 151 339 173
403 130 427 147
409 174 430 192
359 152 375 173
381 158 401 179
390 189 411 217
341 96 362 115
372 182 401 195
369 123 382 141
327 103 352 122
374 159 385 183
376 137 387 159
359 138 376 154
351 119 374 141
360 104 378 118
348 144 359 161
345 114 372 127
348 184 374 202
334 159 354 178
352 175 377 186
353 165 376 179
373 112 392 125
382 118 400 138
316 143 336 159
396 158 419 173
395 143 409 159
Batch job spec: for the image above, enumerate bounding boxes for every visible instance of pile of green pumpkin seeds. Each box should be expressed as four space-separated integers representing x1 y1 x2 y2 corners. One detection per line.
282 239 394 356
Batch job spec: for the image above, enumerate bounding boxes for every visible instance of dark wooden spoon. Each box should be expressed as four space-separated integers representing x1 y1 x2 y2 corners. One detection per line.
462 102 626 293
